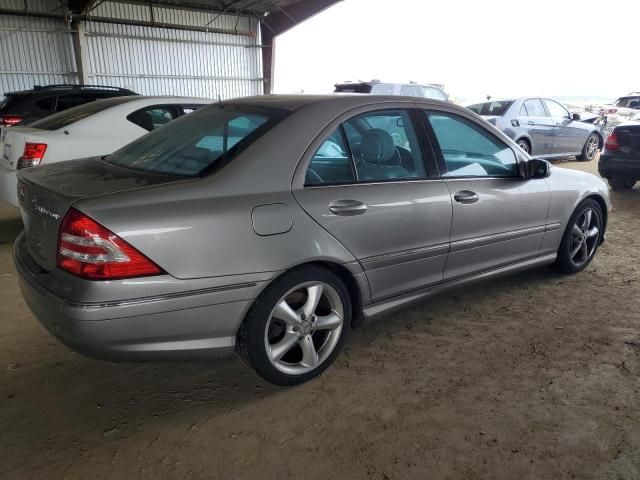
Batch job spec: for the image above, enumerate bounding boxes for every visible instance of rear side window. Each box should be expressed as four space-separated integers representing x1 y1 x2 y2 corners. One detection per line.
523 99 547 117
400 85 422 97
55 94 100 112
305 109 430 186
370 83 395 95
105 105 288 177
34 96 56 111
428 112 518 178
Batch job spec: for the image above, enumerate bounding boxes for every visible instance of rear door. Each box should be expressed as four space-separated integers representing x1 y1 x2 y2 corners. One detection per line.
518 98 555 155
293 106 452 301
424 109 550 280
543 98 587 155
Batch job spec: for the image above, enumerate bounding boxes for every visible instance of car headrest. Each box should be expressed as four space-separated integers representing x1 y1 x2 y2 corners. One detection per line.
129 110 154 131
360 129 397 165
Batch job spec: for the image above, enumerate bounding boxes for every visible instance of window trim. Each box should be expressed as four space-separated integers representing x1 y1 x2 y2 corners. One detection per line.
542 98 570 119
422 109 525 180
523 98 548 118
302 107 439 188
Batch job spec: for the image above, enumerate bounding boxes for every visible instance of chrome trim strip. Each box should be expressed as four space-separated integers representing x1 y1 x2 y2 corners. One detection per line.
545 222 561 232
361 243 449 271
450 225 546 253
64 282 259 309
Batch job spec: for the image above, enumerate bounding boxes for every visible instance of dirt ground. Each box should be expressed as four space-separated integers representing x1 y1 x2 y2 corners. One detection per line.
0 157 639 480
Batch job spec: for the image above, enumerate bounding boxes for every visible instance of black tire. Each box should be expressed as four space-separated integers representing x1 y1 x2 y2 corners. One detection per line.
516 138 531 155
576 133 600 161
554 199 603 274
608 177 636 191
236 265 352 386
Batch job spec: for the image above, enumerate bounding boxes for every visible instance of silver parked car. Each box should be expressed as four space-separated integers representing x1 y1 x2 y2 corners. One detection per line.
467 97 603 161
14 95 611 385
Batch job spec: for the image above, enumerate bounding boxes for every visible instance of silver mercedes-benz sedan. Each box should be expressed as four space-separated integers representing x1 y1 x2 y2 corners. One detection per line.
14 95 611 385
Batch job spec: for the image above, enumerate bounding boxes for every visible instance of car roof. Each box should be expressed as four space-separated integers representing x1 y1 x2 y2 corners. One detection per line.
227 94 450 112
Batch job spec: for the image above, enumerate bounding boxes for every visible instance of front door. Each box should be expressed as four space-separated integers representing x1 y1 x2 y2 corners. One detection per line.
293 108 452 301
543 98 587 155
425 110 551 280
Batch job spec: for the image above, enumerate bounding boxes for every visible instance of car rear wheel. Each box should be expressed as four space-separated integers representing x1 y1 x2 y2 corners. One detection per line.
577 133 599 161
608 177 636 191
516 139 530 154
554 199 603 274
236 266 351 386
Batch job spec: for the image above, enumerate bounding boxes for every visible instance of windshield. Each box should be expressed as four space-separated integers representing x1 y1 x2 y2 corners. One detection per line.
105 104 288 177
467 100 514 116
29 96 139 130
614 97 640 109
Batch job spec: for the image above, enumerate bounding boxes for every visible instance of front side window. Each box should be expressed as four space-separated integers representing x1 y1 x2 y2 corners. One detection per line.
523 99 547 117
543 99 570 118
370 83 395 95
305 109 430 186
422 86 448 101
106 105 287 177
400 85 422 97
428 113 518 178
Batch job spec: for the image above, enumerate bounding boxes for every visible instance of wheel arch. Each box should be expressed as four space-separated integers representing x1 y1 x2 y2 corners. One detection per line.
245 260 366 331
584 193 608 242
515 136 532 152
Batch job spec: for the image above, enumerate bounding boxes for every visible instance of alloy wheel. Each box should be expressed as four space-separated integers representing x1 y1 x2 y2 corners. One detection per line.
264 282 344 375
568 208 600 268
585 135 599 160
517 141 530 154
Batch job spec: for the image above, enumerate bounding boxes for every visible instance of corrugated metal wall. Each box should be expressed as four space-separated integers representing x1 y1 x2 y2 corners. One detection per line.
0 0 263 100
0 7 78 96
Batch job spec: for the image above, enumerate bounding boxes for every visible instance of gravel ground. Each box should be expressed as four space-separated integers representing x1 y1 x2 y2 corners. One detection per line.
1 157 639 480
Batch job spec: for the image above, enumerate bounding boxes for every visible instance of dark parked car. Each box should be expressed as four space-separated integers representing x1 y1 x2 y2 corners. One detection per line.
334 80 448 101
467 97 602 161
598 112 640 190
0 84 137 126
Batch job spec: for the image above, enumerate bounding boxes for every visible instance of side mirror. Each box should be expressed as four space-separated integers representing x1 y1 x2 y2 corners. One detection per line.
572 112 581 121
527 158 551 179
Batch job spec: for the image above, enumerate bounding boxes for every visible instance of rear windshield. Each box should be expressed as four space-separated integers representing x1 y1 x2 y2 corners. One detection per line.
29 96 139 130
334 84 373 94
614 97 640 109
105 104 289 177
467 100 514 116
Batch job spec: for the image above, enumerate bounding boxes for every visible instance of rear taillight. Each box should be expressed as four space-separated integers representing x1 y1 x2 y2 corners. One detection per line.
17 143 47 169
0 114 23 126
605 132 620 152
57 208 163 280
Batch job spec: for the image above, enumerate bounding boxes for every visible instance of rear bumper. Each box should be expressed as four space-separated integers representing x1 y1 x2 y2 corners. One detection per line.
14 233 261 361
598 154 640 179
0 164 18 207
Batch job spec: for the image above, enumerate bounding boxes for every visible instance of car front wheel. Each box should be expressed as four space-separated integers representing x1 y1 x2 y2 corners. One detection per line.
236 266 351 386
554 199 603 274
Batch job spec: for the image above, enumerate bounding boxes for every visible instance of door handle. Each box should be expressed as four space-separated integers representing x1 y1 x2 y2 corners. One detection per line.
527 121 535 125
329 199 368 216
453 190 480 204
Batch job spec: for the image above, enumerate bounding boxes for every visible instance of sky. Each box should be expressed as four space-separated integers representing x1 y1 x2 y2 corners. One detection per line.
273 0 640 104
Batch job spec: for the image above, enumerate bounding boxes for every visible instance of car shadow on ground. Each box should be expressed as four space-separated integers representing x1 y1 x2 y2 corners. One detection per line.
0 215 22 245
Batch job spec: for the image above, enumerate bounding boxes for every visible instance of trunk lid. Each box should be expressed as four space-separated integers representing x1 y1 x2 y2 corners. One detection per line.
17 157 189 271
614 121 640 158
